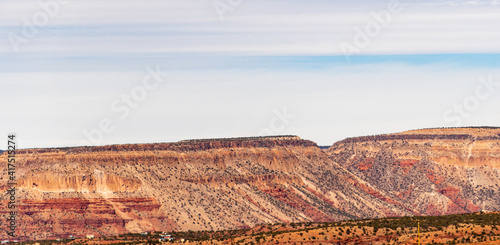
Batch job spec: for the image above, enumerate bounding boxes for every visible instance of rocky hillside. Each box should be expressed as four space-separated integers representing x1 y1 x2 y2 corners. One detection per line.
1 129 500 241
328 127 500 217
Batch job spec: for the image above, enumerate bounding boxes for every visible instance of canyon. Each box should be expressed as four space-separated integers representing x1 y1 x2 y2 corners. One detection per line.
0 128 499 241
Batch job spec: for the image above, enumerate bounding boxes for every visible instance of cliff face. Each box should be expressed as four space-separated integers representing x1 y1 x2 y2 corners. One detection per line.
13 197 166 241
1 131 500 241
0 136 406 240
330 127 500 168
327 127 500 217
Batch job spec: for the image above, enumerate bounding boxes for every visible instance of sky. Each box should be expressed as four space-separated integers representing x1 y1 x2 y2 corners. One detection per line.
1 0 500 149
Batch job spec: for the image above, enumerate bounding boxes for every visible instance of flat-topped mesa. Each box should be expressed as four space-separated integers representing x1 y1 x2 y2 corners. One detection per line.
178 135 301 143
329 127 500 168
174 135 316 151
398 126 500 136
332 127 500 147
12 135 316 155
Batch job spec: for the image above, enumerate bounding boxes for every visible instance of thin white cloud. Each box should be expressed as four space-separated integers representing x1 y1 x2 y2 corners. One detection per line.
1 0 500 56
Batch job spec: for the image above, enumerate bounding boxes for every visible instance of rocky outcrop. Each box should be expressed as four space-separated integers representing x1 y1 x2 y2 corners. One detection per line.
10 197 169 241
327 127 500 217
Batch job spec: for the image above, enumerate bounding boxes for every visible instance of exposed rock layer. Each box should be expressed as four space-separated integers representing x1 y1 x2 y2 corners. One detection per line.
328 127 500 217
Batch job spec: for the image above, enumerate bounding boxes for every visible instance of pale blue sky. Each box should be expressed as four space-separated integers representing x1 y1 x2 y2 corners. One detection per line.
1 0 500 148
